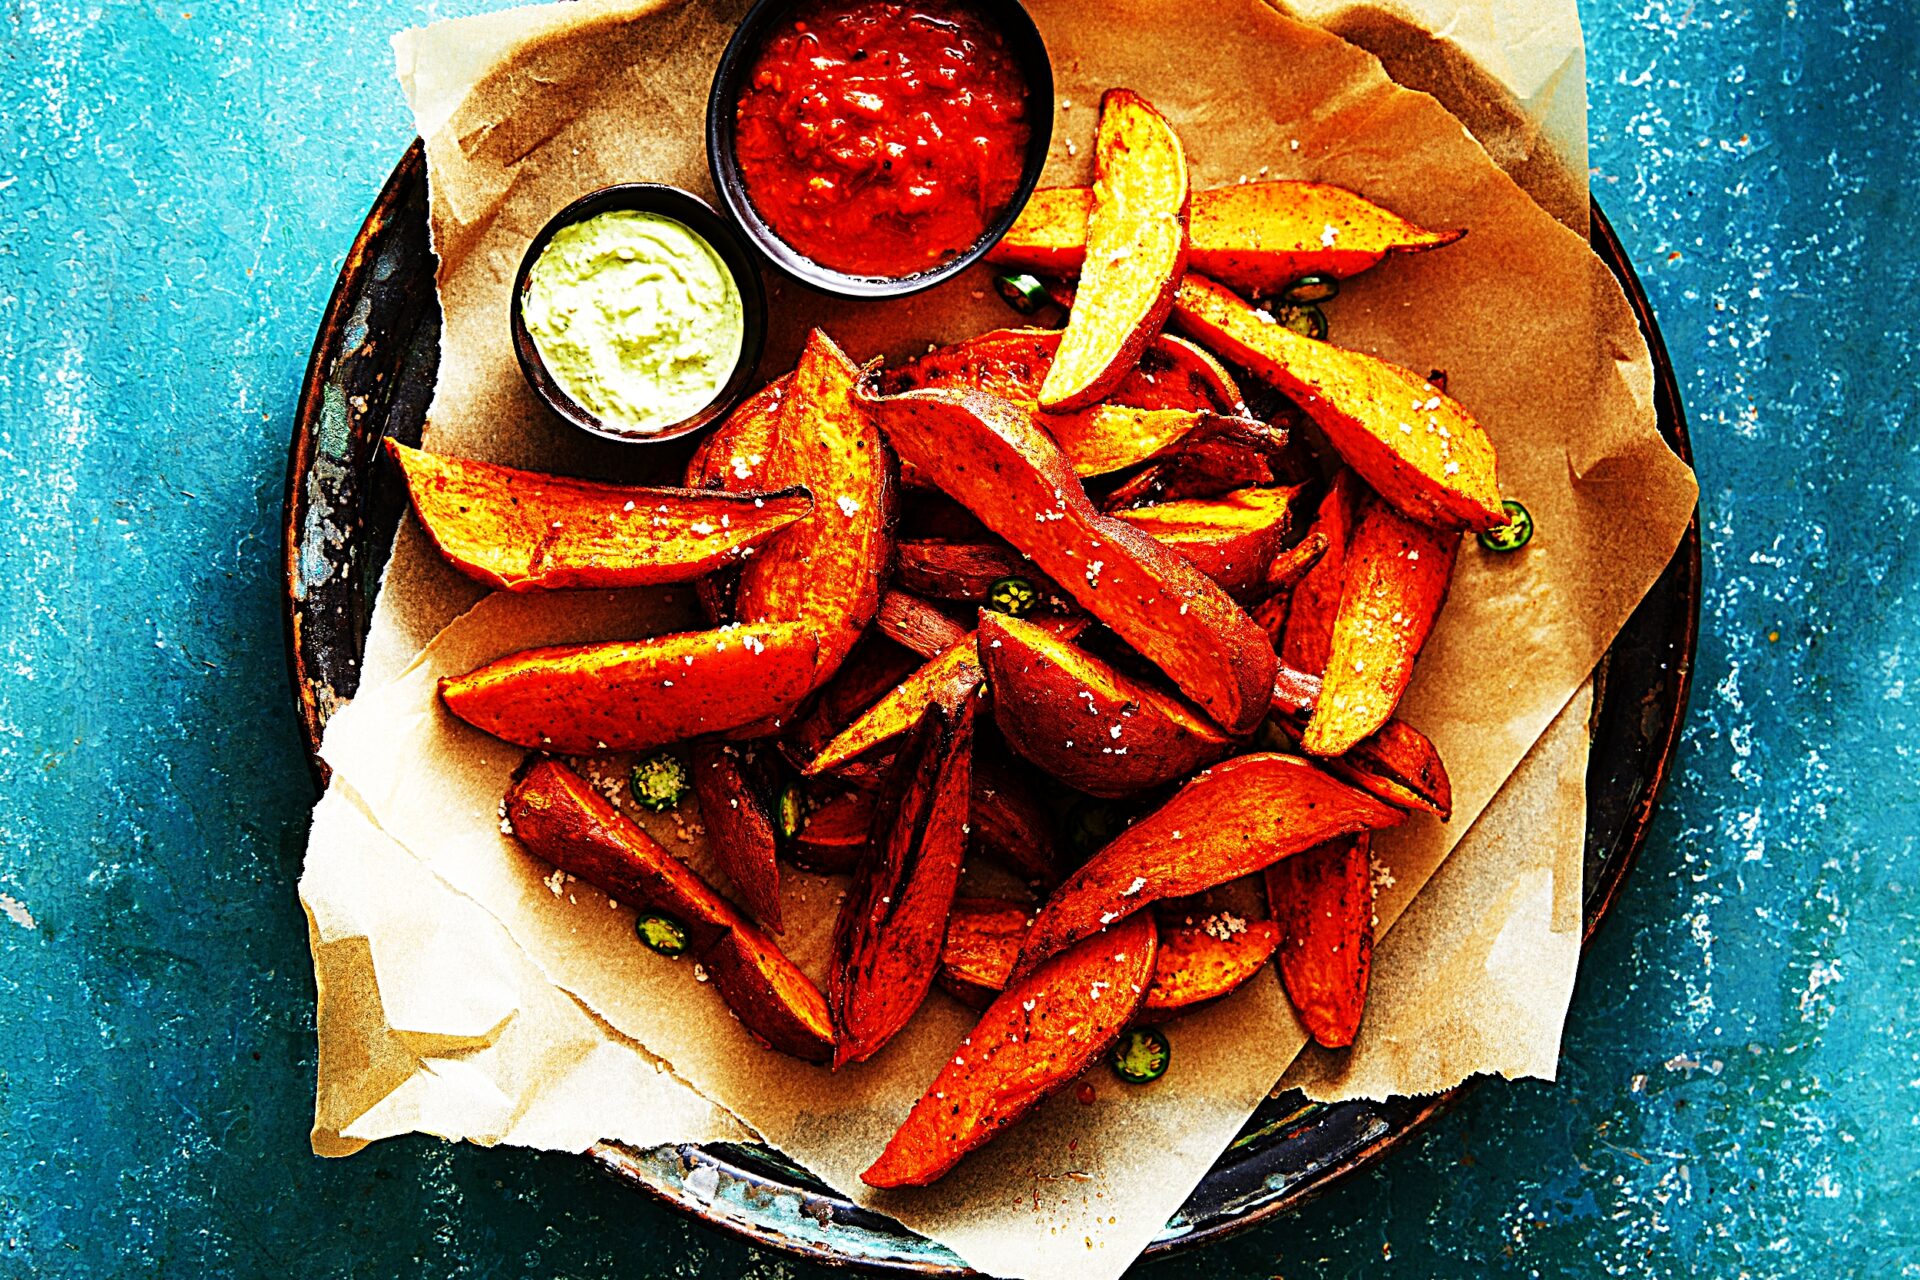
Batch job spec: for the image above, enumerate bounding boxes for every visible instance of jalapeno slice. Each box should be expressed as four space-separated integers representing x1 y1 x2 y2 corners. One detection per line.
775 782 807 843
1477 499 1534 552
994 273 1050 316
1275 303 1328 341
634 912 690 957
1281 272 1340 305
630 752 691 811
1110 1026 1171 1083
986 575 1040 617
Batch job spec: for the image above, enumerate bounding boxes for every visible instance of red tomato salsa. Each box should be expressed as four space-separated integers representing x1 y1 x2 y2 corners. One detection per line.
734 0 1033 278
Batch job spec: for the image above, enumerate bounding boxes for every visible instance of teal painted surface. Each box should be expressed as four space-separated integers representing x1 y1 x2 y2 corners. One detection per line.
1 0 1915 1274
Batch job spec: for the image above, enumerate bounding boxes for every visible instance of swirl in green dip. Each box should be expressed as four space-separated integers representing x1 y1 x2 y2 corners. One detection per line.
523 210 744 434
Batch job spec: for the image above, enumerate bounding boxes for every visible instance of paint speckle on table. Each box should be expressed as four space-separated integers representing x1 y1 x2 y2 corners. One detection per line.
0 0 1915 1276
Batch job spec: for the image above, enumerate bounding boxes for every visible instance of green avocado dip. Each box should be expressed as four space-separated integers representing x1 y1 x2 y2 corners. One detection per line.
522 209 744 435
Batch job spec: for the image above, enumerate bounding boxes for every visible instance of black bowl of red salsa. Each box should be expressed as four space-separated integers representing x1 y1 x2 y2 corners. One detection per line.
707 0 1052 297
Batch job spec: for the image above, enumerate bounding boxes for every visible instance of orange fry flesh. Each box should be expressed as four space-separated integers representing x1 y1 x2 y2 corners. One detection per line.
1300 496 1459 757
1266 832 1374 1048
440 622 818 754
1108 485 1303 597
805 636 984 775
991 181 1464 294
1038 89 1189 412
388 440 812 592
862 911 1157 1187
1013 753 1403 976
1172 273 1505 531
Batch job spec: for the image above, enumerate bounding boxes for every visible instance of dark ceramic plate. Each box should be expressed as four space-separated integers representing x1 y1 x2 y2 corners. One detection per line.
284 140 1699 1272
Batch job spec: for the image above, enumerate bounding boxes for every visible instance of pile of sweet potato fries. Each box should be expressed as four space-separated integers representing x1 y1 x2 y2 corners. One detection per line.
392 88 1509 1188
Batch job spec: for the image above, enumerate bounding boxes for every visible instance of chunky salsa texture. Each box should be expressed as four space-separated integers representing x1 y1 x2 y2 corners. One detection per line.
735 0 1031 278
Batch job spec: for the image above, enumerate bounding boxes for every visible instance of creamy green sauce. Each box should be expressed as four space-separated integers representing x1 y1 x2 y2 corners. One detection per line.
523 210 744 434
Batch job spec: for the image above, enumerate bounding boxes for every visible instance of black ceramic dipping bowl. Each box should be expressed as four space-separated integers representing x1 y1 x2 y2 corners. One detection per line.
509 183 768 445
706 0 1053 300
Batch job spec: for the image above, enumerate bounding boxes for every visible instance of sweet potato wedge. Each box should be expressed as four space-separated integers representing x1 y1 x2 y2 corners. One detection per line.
1144 917 1283 1017
1100 410 1298 508
1265 832 1373 1048
863 387 1276 735
1266 666 1454 819
885 327 1241 477
1108 485 1303 598
1300 496 1459 757
1012 753 1403 976
440 622 818 753
735 329 898 687
687 377 791 622
979 611 1231 797
1280 470 1363 672
937 897 1278 1017
1250 531 1331 641
388 440 812 593
805 635 984 775
876 590 972 660
780 635 923 771
786 784 873 874
969 745 1064 885
830 700 975 1066
505 759 833 1061
1038 90 1189 412
992 182 1464 295
690 742 783 930
1173 274 1505 531
862 910 1157 1187
895 540 1031 602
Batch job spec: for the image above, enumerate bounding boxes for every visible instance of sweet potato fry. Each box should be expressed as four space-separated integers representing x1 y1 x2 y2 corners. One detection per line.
1265 832 1373 1048
1250 531 1331 641
1108 485 1303 598
1012 753 1403 976
937 897 1278 1017
440 622 818 753
979 611 1231 797
934 897 1033 1007
687 376 789 493
863 387 1276 735
1279 470 1363 672
805 635 983 775
387 441 812 592
969 745 1064 885
1100 411 1298 508
1266 666 1454 819
830 700 975 1066
862 911 1157 1187
735 329 898 688
1144 917 1282 1017
690 742 783 930
786 784 873 874
876 590 972 660
1300 496 1459 756
1038 90 1189 412
780 635 923 770
505 759 833 1061
1173 273 1505 531
896 540 1033 603
990 181 1465 293
884 327 1241 477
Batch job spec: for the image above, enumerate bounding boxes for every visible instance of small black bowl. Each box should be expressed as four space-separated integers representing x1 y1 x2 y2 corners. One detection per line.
706 0 1053 300
510 183 768 445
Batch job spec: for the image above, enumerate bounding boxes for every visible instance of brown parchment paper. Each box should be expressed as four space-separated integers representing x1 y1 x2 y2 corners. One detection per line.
299 0 1698 1274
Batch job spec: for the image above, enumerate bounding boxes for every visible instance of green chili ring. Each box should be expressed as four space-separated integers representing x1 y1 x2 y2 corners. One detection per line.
1110 1026 1171 1083
1274 303 1328 341
994 273 1050 316
774 782 807 843
1281 272 1340 305
1478 499 1534 553
986 575 1041 618
635 912 690 957
630 752 691 811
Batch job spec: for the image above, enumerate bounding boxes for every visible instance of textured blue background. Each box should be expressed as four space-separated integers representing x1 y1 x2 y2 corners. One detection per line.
2 0 1916 1274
